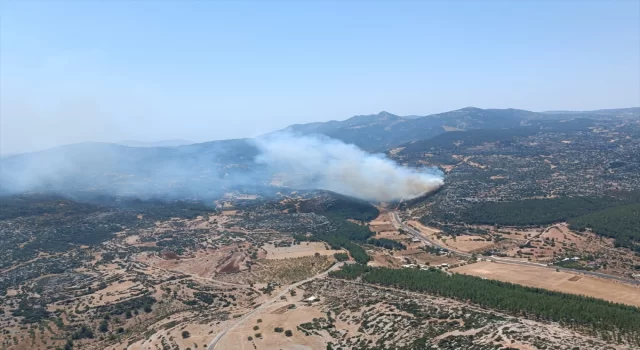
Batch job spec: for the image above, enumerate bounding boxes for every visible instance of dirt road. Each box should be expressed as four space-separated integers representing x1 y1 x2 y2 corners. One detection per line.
390 212 640 285
207 261 347 350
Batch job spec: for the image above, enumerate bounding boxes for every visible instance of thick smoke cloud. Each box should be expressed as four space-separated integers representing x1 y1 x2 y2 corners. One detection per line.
0 133 444 202
253 133 444 201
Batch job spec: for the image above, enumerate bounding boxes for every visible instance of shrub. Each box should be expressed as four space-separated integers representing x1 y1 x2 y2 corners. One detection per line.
99 320 109 332
333 253 349 262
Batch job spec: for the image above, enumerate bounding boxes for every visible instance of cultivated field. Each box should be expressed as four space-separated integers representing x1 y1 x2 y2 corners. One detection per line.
262 241 341 259
453 261 640 307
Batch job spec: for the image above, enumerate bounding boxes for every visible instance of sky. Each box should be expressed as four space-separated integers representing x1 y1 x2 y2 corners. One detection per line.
1 1 639 155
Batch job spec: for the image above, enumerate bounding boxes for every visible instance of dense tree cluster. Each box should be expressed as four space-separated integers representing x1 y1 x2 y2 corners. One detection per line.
288 192 382 264
445 195 640 252
298 193 380 222
333 253 349 262
0 194 101 220
71 324 95 340
569 204 640 252
111 197 217 220
330 265 640 344
11 300 49 324
367 238 406 250
455 197 614 226
296 219 373 264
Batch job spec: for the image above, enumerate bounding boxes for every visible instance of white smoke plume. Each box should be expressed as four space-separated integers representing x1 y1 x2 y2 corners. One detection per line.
0 132 444 202
254 132 444 202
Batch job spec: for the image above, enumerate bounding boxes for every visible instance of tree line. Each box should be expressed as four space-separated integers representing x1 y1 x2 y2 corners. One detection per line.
330 265 640 345
455 197 614 227
568 203 640 252
296 216 375 264
446 195 640 251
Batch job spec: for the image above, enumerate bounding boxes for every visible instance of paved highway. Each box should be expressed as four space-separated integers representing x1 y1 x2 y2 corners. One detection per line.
207 261 347 350
390 212 640 285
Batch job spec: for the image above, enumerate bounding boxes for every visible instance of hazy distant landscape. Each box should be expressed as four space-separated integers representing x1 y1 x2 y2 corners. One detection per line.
1 105 640 350
2 1 639 350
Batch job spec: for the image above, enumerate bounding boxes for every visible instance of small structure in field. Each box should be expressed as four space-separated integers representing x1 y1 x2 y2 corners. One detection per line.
303 296 319 304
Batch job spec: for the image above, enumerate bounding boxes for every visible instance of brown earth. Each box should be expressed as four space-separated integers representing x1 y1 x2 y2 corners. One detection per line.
453 261 640 307
262 242 342 260
215 297 328 350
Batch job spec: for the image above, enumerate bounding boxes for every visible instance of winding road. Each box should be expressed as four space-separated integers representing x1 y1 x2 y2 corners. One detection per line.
390 212 640 285
207 261 347 350
208 213 638 349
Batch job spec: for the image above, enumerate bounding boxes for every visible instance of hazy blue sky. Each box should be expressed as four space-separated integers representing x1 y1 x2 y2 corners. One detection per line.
1 1 639 155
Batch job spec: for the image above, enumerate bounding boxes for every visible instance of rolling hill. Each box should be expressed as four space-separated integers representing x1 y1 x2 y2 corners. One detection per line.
1 106 637 198
280 107 638 151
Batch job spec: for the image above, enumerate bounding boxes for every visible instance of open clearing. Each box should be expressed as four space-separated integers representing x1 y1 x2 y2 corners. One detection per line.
453 261 640 307
441 235 494 252
406 220 493 252
215 290 328 350
404 251 461 266
263 242 341 259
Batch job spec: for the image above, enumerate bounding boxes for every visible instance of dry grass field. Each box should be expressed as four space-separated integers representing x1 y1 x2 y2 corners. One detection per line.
216 255 335 285
407 220 494 252
215 294 328 350
408 252 461 266
442 235 494 252
453 261 640 307
262 241 341 259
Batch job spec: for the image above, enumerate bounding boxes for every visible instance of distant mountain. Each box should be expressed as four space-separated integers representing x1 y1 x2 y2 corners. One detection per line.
394 118 598 157
2 106 636 198
280 107 639 151
543 107 640 115
116 139 193 147
401 115 425 119
542 107 640 119
281 107 540 151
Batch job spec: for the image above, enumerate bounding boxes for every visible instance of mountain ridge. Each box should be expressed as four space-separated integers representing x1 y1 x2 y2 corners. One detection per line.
1 106 637 197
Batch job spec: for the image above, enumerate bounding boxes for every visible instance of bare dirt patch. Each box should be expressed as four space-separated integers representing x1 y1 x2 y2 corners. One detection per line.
216 301 328 350
217 255 335 285
406 252 461 266
443 235 494 252
367 250 403 268
219 253 244 273
407 221 493 252
453 261 640 307
263 242 341 260
138 245 247 278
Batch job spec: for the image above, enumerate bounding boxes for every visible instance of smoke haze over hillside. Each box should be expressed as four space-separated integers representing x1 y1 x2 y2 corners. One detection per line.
0 134 444 202
254 133 444 201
